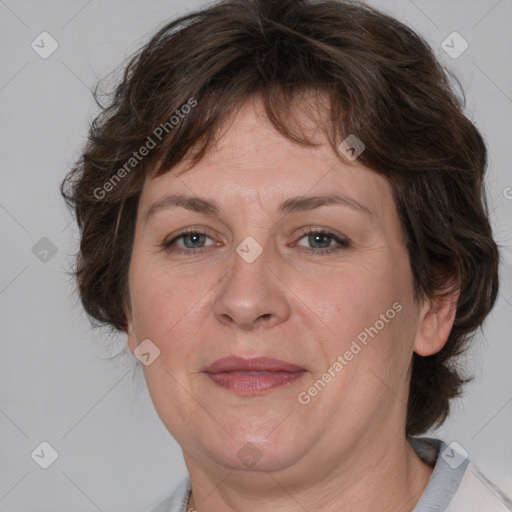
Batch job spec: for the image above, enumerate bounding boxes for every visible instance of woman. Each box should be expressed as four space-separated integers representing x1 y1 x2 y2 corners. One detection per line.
61 0 511 510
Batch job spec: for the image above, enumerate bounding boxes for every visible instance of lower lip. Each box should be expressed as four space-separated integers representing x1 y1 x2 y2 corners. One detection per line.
205 371 306 394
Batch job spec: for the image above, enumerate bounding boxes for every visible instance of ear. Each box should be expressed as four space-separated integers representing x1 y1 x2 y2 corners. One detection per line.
124 296 138 354
127 318 138 354
413 284 460 357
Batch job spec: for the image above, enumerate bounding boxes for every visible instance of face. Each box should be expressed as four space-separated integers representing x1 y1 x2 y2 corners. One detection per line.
126 95 433 478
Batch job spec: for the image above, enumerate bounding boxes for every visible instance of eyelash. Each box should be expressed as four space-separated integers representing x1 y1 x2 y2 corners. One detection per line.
159 227 350 256
292 227 351 256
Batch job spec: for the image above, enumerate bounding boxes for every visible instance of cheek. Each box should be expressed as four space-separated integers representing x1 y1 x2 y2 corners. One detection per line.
311 266 396 339
130 261 204 332
307 260 415 388
130 268 205 432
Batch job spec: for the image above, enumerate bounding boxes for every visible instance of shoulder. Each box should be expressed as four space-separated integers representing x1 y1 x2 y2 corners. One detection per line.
409 437 511 512
445 462 512 512
147 476 191 512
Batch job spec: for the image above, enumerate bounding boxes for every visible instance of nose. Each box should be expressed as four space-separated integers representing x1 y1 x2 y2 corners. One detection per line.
213 244 291 330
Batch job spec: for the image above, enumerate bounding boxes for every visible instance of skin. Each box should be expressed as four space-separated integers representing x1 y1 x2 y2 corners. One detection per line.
126 94 459 511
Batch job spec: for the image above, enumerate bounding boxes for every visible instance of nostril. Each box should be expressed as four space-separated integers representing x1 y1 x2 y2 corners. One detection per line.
256 314 272 323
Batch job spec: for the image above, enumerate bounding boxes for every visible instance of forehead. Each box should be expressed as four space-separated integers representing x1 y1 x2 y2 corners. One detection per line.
139 96 393 219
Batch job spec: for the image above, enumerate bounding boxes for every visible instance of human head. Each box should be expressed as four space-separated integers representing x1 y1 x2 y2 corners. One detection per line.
61 0 499 441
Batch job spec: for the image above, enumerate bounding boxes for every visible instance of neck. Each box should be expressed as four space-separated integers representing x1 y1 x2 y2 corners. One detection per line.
184 436 434 512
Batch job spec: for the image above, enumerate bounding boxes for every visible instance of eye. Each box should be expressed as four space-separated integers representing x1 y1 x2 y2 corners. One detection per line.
159 228 219 255
158 227 350 256
295 228 350 256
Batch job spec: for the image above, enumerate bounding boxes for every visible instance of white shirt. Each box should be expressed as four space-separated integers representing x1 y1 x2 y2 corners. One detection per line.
149 437 512 511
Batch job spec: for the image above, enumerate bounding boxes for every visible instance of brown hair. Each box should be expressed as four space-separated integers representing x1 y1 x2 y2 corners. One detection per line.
61 0 500 436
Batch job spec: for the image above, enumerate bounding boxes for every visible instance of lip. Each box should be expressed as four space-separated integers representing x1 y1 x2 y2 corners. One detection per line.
203 356 305 373
202 356 307 395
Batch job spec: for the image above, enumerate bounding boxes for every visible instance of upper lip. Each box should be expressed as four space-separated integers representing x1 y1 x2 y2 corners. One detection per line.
203 356 305 373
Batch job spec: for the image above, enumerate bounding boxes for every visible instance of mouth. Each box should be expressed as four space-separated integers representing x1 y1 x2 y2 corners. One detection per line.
202 356 307 395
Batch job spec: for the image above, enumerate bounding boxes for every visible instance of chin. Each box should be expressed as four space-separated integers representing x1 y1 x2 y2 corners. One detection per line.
200 430 309 474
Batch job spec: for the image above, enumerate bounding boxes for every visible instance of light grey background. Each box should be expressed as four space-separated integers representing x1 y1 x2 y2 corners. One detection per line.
0 0 511 510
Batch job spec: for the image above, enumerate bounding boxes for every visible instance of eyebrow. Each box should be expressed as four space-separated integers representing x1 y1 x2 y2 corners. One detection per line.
145 192 373 223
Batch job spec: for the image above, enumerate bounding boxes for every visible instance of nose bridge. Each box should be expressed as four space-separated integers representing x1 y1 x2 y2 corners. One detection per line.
213 235 290 329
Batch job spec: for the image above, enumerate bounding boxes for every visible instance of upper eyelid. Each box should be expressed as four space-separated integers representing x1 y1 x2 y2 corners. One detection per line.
165 226 216 241
294 229 350 248
168 230 218 246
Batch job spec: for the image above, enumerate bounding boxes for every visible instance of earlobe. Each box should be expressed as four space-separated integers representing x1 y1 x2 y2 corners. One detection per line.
127 321 137 354
413 290 459 357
